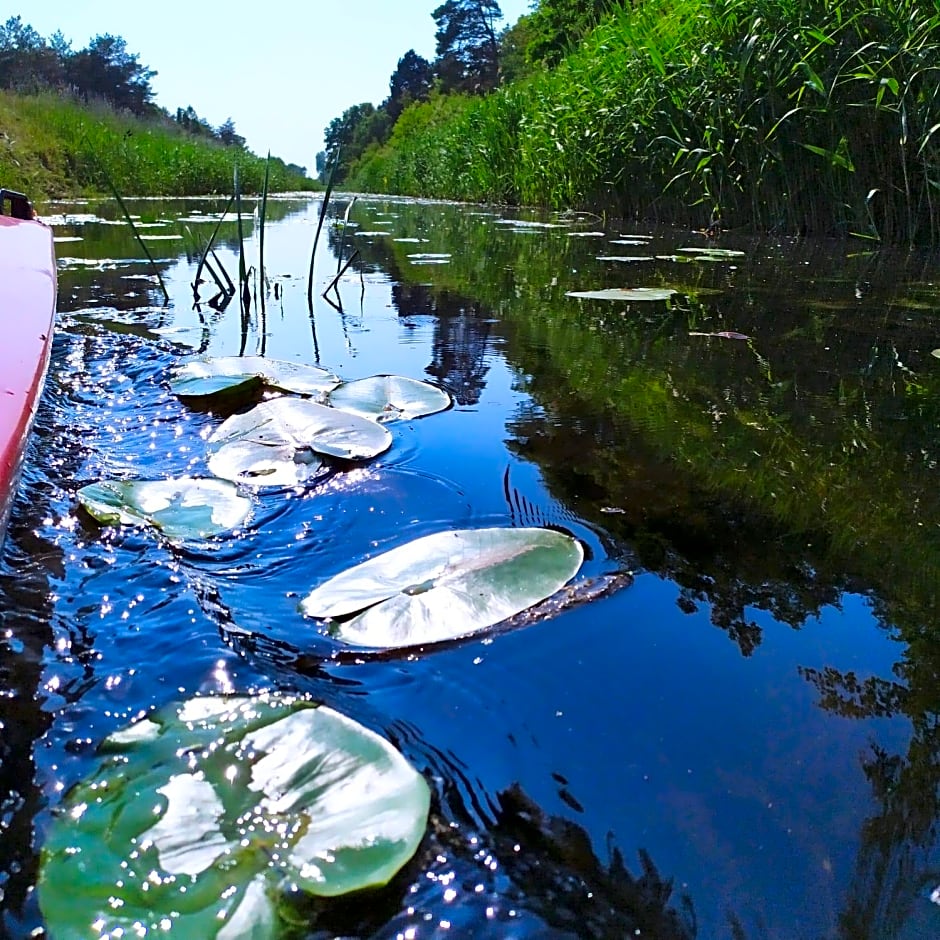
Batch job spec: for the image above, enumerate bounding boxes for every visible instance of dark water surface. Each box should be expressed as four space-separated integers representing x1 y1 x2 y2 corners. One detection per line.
2 195 939 938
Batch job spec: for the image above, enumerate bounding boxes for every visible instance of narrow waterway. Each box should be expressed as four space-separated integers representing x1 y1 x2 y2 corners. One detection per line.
2 194 939 938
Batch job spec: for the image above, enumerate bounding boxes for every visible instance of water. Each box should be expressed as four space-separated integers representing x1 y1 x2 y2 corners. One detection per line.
2 195 939 938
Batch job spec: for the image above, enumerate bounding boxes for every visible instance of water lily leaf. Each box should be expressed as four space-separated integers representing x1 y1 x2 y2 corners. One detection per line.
207 397 391 487
171 356 341 402
77 478 251 538
407 253 451 264
300 527 584 649
596 256 654 263
689 330 750 340
39 693 431 938
676 247 745 258
565 288 676 302
931 349 940 358
328 375 451 423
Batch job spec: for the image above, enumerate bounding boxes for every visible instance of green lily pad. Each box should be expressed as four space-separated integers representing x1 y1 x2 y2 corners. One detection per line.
565 288 676 302
207 397 392 487
77 477 251 539
39 693 431 938
676 247 745 258
596 256 654 263
300 527 584 649
931 349 940 358
170 356 341 402
328 375 451 423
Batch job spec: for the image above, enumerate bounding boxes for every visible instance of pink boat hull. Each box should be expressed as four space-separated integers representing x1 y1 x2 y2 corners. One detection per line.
0 213 57 543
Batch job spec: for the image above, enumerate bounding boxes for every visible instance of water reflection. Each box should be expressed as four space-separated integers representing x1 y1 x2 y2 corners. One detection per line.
0 194 937 936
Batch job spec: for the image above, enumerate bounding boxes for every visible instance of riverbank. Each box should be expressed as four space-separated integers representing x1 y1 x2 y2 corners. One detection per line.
349 0 940 244
0 90 315 199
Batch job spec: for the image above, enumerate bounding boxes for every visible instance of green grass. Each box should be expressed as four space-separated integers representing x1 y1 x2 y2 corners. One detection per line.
350 0 940 244
0 89 316 199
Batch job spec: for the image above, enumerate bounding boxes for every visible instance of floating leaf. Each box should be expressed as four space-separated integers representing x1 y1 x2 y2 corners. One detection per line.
689 330 750 340
171 356 340 402
676 247 745 258
608 239 651 246
567 231 606 237
596 256 654 263
565 288 676 302
932 349 940 359
328 375 451 423
300 527 584 649
77 478 251 539
208 397 391 487
495 219 563 229
39 693 430 938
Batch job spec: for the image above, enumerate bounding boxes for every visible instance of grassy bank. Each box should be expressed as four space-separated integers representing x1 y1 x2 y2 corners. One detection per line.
351 0 940 243
0 90 315 199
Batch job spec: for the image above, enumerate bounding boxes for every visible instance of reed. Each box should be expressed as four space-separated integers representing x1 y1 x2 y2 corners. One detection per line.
349 0 940 244
102 168 170 303
307 148 340 308
0 89 315 199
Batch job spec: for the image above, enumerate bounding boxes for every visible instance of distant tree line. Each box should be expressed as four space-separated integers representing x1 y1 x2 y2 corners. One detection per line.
0 15 247 150
319 0 621 182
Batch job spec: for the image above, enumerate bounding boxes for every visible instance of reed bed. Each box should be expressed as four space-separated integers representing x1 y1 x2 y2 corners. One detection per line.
351 0 940 243
0 90 313 199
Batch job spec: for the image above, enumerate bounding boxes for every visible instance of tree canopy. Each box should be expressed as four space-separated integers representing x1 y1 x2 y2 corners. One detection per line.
432 0 503 92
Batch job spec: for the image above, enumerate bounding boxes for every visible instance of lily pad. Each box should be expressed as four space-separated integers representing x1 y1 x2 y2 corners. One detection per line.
300 527 584 649
171 356 341 402
596 256 654 263
689 330 750 340
207 397 391 487
565 288 676 302
931 349 940 359
328 375 451 423
39 693 430 938
676 247 745 258
77 477 251 539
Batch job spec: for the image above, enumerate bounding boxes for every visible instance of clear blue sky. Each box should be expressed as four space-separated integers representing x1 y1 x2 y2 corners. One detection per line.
17 1 533 173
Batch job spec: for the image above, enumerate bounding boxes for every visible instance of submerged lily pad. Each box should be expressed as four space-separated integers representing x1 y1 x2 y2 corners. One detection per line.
77 478 251 538
39 693 431 938
208 397 391 487
300 527 584 649
565 287 676 302
171 356 341 402
328 375 451 423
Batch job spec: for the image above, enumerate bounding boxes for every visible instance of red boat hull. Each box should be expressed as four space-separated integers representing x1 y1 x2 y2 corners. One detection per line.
0 214 57 543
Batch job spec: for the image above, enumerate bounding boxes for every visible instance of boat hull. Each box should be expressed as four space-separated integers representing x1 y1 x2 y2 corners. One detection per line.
0 214 57 545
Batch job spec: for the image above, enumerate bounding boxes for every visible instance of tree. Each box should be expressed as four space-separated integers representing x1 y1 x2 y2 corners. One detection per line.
386 50 433 121
432 0 503 93
323 103 392 182
66 34 155 115
525 0 616 67
217 117 245 149
0 16 63 92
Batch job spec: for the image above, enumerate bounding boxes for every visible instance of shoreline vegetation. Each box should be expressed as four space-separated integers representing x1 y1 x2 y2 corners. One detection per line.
0 90 315 199
0 17 314 199
329 0 940 245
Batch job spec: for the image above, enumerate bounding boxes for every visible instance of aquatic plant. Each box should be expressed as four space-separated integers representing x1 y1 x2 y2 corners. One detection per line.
207 398 392 487
39 693 430 937
300 527 585 649
327 375 452 422
349 0 940 243
77 478 252 540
